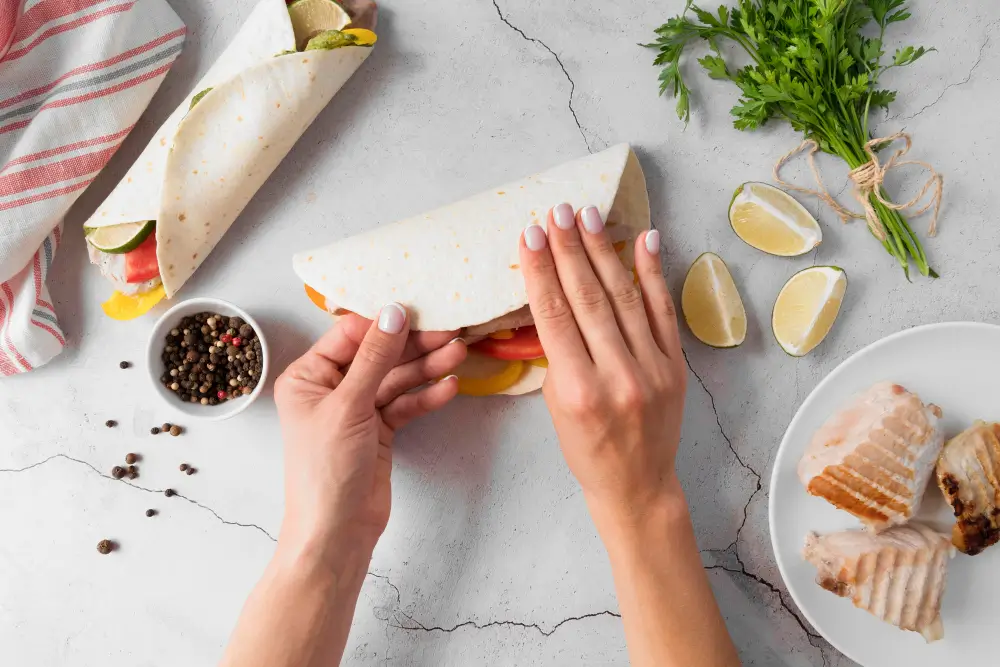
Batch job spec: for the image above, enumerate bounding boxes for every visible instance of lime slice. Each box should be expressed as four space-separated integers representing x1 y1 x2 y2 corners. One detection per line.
772 266 847 357
729 182 821 257
288 0 351 50
86 220 155 254
681 252 747 348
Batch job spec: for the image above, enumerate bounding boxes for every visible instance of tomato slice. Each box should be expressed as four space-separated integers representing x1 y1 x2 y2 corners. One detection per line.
124 233 159 283
471 325 544 360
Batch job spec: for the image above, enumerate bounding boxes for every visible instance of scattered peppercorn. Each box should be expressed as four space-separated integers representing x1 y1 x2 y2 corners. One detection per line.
162 422 172 431
150 427 160 435
128 470 138 480
105 419 117 428
126 465 137 475
125 453 138 464
97 539 114 554
169 425 182 437
164 488 175 497
111 466 125 479
119 361 131 369
186 467 195 475
179 463 188 471
145 509 156 517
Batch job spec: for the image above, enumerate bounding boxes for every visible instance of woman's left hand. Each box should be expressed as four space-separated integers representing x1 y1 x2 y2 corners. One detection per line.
273 306 467 562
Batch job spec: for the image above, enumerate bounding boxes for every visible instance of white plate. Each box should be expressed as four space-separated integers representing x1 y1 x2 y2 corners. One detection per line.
769 322 1000 666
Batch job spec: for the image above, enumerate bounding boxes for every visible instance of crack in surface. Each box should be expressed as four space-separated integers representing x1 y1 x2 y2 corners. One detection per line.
491 0 591 152
683 352 762 552
892 19 998 121
0 453 276 541
393 609 621 638
704 557 829 666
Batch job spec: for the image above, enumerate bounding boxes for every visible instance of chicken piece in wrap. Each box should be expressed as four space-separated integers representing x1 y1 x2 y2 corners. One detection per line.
293 143 650 396
84 0 377 320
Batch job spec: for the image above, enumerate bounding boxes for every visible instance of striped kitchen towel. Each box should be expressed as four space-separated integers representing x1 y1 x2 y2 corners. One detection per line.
0 0 185 375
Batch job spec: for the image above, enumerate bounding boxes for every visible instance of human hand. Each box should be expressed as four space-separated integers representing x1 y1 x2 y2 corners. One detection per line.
273 307 466 563
519 203 687 532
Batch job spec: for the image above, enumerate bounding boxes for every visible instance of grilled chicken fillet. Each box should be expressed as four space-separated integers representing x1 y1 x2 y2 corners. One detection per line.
936 421 1000 555
803 523 953 642
798 382 944 531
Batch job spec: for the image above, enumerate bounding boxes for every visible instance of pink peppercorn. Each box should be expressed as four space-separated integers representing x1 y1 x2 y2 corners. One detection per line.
217 390 226 400
220 334 232 344
232 337 242 347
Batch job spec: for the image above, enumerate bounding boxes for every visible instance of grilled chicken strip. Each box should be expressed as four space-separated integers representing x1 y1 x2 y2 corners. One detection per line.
936 421 1000 555
803 523 954 642
798 382 944 531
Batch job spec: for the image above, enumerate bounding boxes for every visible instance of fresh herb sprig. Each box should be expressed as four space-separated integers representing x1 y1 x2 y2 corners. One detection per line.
648 0 936 277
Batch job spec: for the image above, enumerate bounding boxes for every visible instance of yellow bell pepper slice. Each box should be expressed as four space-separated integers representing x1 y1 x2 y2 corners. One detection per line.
304 284 327 312
527 357 548 368
101 284 166 320
457 359 524 396
343 28 377 45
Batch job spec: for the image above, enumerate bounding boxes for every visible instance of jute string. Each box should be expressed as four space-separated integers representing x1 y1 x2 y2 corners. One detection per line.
772 132 943 242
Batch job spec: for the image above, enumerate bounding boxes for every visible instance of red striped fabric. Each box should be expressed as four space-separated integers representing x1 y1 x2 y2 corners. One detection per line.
0 60 173 134
0 144 119 196
0 0 183 375
1 125 134 172
0 27 185 110
4 1 135 62
0 177 94 211
0 283 33 371
12 0 105 46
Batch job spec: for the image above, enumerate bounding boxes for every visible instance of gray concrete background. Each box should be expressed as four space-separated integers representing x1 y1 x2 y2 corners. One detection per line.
2 1 997 665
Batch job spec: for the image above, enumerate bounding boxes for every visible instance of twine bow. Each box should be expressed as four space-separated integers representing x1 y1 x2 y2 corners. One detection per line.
772 132 943 242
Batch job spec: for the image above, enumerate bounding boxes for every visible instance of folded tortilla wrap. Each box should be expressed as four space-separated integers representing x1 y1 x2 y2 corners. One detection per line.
293 143 650 395
84 0 376 317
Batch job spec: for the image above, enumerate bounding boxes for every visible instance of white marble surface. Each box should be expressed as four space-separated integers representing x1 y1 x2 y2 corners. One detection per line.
2 1 998 665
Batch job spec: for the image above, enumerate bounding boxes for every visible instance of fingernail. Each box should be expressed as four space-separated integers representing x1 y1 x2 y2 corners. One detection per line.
581 206 604 234
448 337 465 345
645 229 661 255
524 224 548 251
438 374 458 383
553 202 575 230
378 303 406 334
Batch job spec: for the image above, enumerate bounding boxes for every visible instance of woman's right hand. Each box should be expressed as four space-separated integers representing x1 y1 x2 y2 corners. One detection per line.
518 202 687 531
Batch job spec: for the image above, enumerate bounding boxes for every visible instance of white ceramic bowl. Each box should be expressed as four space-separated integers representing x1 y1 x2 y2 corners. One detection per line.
145 298 269 421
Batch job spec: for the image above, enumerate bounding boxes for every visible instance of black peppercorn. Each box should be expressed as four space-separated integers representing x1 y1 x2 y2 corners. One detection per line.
111 466 125 479
179 463 188 471
146 509 156 517
164 488 175 497
186 467 195 475
119 361 131 369
105 419 117 428
150 427 161 435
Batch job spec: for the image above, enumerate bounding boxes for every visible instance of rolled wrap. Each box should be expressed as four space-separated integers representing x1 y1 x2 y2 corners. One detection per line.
293 143 651 394
84 0 375 298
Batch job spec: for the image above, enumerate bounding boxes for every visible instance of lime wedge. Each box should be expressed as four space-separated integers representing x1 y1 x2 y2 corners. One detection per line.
288 0 351 50
729 182 821 257
86 221 155 254
681 252 747 348
772 266 847 356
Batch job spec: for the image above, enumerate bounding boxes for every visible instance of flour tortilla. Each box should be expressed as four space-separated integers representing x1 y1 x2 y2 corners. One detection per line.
84 0 375 298
293 143 650 394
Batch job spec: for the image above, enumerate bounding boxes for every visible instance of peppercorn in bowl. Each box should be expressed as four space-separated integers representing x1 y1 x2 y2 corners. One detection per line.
145 298 269 421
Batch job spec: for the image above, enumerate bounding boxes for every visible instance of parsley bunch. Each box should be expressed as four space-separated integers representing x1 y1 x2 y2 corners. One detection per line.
648 0 935 277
